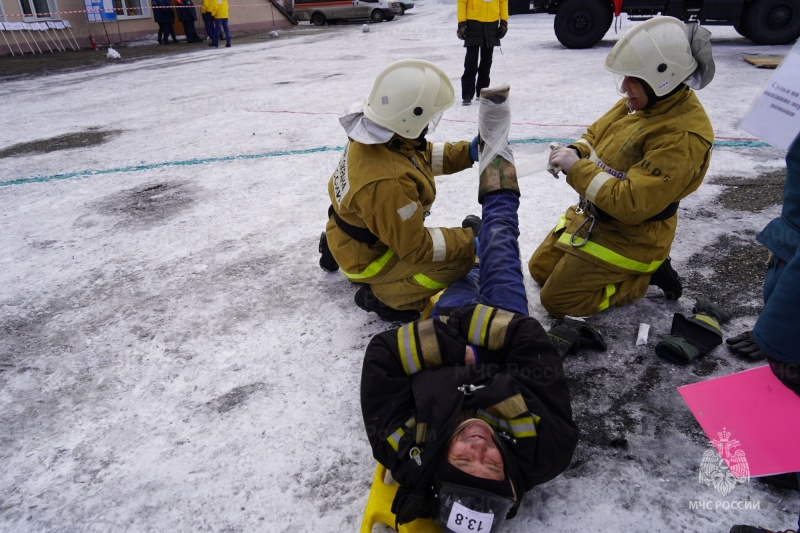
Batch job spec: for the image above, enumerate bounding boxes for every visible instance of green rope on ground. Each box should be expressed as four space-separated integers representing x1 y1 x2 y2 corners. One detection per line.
1 138 772 188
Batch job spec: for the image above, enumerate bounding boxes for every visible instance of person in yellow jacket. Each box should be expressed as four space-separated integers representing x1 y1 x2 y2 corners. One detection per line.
321 59 481 322
457 0 508 106
201 0 215 41
209 0 230 47
529 17 716 318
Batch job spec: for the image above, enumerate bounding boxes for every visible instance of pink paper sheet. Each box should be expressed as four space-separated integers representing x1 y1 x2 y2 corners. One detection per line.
678 365 800 477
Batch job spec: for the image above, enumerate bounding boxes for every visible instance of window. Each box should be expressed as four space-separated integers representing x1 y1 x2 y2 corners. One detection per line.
112 0 148 18
19 0 58 20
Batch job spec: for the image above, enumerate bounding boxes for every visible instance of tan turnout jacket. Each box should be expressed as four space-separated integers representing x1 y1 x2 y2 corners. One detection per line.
326 136 476 280
557 86 714 274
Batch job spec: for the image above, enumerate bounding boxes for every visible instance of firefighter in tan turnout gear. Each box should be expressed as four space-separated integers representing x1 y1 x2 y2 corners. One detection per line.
529 17 716 318
321 59 481 322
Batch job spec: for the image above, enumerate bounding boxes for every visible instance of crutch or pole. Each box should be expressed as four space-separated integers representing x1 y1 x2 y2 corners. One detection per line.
63 20 81 50
46 21 66 51
9 23 29 55
0 23 16 56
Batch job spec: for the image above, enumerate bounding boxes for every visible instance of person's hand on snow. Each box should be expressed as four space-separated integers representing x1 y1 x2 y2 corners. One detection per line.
549 143 580 175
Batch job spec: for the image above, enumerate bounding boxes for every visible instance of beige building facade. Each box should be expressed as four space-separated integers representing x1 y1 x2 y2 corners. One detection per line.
0 0 293 56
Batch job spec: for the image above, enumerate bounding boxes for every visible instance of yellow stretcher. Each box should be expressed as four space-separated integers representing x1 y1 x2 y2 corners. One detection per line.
360 463 440 533
361 291 444 532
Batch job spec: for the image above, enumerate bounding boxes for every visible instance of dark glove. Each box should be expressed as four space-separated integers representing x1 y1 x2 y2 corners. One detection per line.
457 22 466 40
575 321 607 351
497 20 508 39
461 214 481 236
547 318 607 360
693 299 731 324
547 321 580 360
655 335 701 365
656 300 727 364
469 135 480 162
725 330 766 361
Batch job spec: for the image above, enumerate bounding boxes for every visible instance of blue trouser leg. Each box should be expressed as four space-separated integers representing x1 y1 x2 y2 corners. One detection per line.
204 16 214 39
212 19 221 45
477 192 527 315
224 19 231 44
432 192 527 317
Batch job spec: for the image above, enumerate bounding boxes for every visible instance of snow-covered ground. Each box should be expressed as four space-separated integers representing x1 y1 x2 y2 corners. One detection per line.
1 2 797 531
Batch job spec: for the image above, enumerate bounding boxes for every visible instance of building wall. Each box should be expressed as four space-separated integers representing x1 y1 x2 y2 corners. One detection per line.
0 0 292 56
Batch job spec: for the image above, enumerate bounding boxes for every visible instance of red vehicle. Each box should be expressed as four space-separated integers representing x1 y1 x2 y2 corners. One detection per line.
511 0 800 48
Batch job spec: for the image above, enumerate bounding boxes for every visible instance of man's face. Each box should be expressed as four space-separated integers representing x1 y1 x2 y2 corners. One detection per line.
620 76 650 112
446 419 505 481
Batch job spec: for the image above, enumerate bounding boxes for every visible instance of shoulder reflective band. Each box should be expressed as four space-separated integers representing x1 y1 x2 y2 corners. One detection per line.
341 248 395 280
485 393 528 420
557 232 664 273
477 409 540 439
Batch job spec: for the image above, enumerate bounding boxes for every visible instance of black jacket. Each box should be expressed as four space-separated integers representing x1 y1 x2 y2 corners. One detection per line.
464 20 501 48
175 0 198 22
152 0 175 23
361 304 578 523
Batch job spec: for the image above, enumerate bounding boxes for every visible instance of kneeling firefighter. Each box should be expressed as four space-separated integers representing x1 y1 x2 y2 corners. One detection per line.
529 17 716 318
320 59 481 323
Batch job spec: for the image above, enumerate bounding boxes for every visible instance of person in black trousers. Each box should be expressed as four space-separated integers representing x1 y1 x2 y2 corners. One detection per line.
456 0 508 105
175 0 203 43
153 0 178 44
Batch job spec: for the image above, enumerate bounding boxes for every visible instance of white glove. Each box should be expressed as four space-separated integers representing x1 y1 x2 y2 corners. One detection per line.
549 143 579 176
547 142 562 178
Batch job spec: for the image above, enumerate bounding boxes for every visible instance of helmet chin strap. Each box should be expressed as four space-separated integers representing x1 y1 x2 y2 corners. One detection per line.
412 126 429 146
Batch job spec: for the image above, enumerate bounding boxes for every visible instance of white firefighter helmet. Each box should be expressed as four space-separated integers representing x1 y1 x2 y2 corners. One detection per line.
604 16 698 97
363 59 455 139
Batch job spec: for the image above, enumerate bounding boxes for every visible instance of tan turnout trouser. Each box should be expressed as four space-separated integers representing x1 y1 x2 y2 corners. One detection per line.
528 225 651 318
362 256 476 312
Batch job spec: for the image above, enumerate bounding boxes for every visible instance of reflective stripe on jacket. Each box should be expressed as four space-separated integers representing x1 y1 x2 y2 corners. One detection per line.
557 86 714 274
326 136 476 279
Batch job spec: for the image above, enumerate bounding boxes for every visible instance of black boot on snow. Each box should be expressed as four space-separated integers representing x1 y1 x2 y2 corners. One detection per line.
354 285 420 323
650 257 682 300
319 232 339 272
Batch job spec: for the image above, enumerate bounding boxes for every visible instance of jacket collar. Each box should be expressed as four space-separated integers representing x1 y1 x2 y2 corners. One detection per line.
639 85 692 118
